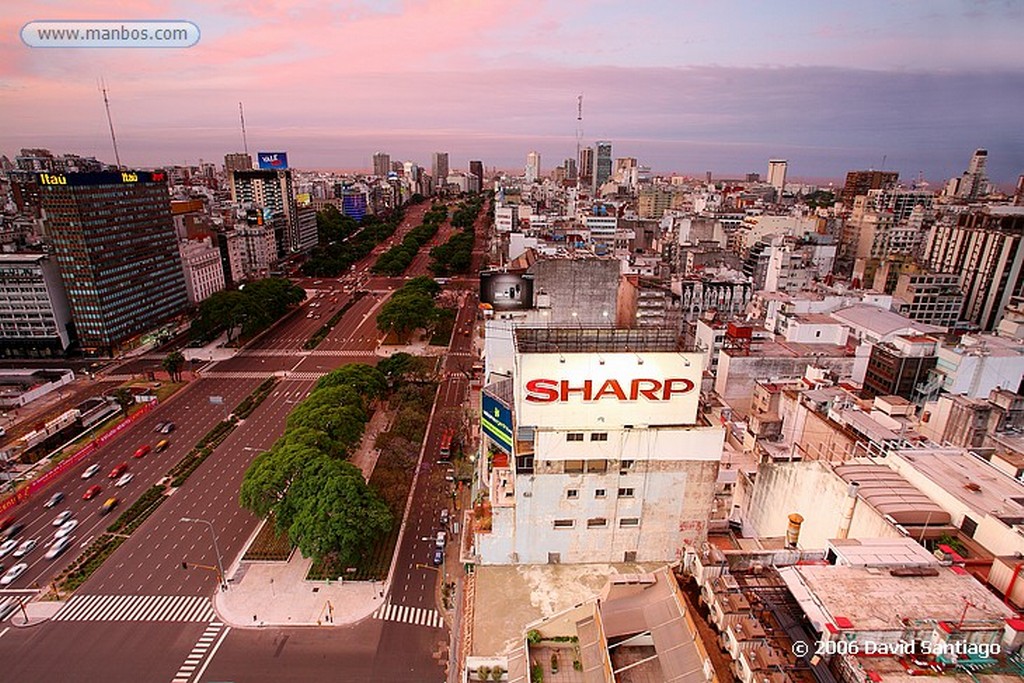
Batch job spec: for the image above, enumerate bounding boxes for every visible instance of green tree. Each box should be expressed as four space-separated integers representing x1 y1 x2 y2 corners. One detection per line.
162 350 185 382
376 290 437 341
112 387 134 413
239 443 315 519
314 364 387 401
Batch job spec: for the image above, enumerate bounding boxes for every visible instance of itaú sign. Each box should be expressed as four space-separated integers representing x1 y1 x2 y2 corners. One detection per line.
524 377 695 403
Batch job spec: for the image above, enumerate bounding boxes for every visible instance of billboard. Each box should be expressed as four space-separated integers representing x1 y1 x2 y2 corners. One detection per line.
480 271 534 311
37 170 167 186
515 352 703 429
257 152 289 170
481 392 514 455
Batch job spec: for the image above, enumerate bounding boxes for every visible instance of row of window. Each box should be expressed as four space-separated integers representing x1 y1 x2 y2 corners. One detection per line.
553 517 639 529
566 432 608 442
566 487 633 499
560 459 633 474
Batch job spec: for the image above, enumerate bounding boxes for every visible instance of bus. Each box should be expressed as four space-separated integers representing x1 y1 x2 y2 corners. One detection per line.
439 428 454 460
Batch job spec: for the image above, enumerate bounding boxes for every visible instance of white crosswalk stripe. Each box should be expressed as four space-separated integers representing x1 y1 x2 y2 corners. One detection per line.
173 621 226 683
371 602 444 629
52 594 215 622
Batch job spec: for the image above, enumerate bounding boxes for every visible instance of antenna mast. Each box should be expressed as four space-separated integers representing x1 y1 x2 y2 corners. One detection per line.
576 94 583 181
239 102 249 156
99 79 122 169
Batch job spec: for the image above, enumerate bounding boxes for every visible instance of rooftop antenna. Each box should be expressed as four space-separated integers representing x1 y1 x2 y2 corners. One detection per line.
880 154 887 170
98 78 122 169
576 94 583 180
239 101 249 156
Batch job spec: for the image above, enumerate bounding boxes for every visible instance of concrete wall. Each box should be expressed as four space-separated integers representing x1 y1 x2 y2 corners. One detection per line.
972 514 1024 558
529 258 620 325
742 461 903 547
715 352 856 416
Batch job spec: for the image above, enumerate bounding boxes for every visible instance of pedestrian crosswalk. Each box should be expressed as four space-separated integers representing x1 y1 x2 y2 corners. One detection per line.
52 594 215 622
172 620 227 683
372 602 444 629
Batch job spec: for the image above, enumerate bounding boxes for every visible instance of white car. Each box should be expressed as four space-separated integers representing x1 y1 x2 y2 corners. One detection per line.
45 536 72 560
54 519 78 540
52 510 72 526
115 473 134 488
13 538 37 558
0 563 27 586
0 539 17 558
81 464 101 479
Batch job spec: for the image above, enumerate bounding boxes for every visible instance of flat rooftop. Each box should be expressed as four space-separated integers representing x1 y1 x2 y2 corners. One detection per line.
889 447 1024 524
833 463 951 527
513 326 683 353
781 564 1015 632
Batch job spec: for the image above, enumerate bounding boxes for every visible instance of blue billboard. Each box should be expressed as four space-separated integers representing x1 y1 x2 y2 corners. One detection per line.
257 152 289 170
481 393 513 455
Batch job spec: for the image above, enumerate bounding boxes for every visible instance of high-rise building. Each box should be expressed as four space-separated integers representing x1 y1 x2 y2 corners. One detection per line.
954 148 991 200
0 253 74 356
38 170 189 356
767 159 788 196
469 160 484 188
224 153 253 173
594 141 612 190
525 151 541 183
372 152 391 178
562 158 577 182
431 152 449 192
578 147 594 187
229 169 316 255
840 170 898 208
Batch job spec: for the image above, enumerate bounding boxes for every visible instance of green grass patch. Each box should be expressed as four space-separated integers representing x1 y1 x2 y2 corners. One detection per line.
430 307 456 346
106 484 166 534
235 377 278 419
242 516 293 562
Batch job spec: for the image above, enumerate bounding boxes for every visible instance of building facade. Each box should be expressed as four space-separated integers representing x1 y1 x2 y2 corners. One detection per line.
179 237 226 305
0 253 74 356
372 152 391 178
38 170 189 356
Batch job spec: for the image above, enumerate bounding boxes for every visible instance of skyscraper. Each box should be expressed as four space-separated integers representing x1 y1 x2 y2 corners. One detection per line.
525 151 541 183
38 170 189 356
840 170 899 208
372 152 391 178
594 141 612 190
957 148 991 199
224 152 253 173
230 169 315 255
432 152 449 191
767 159 788 196
469 160 484 188
578 146 594 188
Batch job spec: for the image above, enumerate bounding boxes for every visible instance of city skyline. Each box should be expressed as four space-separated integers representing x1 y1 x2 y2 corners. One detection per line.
2 1 1023 184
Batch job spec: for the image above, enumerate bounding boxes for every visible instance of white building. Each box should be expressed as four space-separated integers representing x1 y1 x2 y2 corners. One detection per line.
0 253 73 355
475 327 724 565
767 159 787 195
235 224 278 280
495 205 518 233
525 151 541 183
178 237 226 305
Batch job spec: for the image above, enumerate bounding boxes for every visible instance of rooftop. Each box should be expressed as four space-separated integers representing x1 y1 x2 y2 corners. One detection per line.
833 462 951 527
513 326 683 354
831 305 944 338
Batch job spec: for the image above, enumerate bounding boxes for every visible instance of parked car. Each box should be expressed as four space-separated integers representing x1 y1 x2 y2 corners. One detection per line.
432 548 444 566
440 509 449 526
435 531 446 548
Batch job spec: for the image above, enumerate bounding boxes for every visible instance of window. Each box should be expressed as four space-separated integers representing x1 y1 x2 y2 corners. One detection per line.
553 519 575 529
618 487 634 498
587 518 608 528
566 489 579 499
595 489 606 499
590 432 608 441
567 432 584 442
620 459 635 472
564 460 584 474
619 518 639 528
586 459 607 473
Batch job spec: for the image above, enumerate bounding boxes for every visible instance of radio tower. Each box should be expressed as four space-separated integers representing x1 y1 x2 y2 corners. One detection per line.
239 102 249 156
99 78 122 169
576 94 583 168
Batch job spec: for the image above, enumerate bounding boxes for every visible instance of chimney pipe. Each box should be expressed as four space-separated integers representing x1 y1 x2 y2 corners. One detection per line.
786 513 804 548
837 481 860 540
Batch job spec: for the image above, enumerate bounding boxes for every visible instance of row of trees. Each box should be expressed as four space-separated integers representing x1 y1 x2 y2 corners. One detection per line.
303 206 406 277
376 276 442 342
428 195 483 276
370 203 449 276
239 365 393 565
191 278 306 344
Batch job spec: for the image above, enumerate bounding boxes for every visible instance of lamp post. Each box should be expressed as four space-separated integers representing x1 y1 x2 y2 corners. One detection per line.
181 517 227 590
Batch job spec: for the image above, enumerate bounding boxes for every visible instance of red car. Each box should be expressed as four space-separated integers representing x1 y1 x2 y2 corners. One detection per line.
83 485 102 500
133 445 151 459
108 462 128 479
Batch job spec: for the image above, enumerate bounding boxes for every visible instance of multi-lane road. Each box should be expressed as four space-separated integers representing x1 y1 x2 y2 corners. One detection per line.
0 199 487 682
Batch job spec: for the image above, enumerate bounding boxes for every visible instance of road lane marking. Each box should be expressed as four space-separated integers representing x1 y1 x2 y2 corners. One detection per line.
53 594 214 622
189 624 230 683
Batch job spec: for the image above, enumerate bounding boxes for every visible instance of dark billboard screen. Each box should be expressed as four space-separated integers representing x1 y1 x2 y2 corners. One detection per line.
480 271 534 311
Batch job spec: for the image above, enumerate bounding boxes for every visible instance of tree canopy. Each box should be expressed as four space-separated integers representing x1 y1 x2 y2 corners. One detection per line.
191 278 305 343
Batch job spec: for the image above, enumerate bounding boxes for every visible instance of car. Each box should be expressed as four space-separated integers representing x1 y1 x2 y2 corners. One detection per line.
115 473 134 488
161 422 174 434
13 538 37 558
0 539 17 558
81 464 101 479
52 510 72 527
100 497 118 515
155 439 170 452
0 516 15 532
83 484 102 500
133 445 151 459
435 531 446 548
45 536 73 560
440 509 449 526
0 563 27 586
54 520 78 539
154 422 167 433
432 548 444 566
109 462 128 479
44 492 65 508
4 523 23 540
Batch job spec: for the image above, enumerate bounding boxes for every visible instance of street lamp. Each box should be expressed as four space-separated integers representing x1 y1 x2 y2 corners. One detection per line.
181 517 228 590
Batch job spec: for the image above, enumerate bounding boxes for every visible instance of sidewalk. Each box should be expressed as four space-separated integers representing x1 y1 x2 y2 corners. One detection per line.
214 551 384 628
